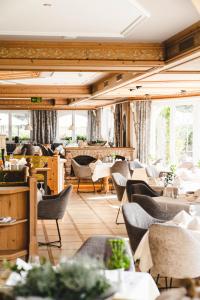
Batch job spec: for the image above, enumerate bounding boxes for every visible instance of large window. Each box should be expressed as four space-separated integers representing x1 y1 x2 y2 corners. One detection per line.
101 107 114 143
150 100 195 165
0 110 30 141
57 110 88 141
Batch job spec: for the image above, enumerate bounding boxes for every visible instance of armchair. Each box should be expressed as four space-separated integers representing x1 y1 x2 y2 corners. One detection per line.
71 158 95 192
126 179 161 202
122 203 163 253
74 235 135 271
38 184 72 248
111 173 127 224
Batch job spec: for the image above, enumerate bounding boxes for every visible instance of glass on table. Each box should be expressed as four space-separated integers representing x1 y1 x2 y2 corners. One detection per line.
189 205 200 216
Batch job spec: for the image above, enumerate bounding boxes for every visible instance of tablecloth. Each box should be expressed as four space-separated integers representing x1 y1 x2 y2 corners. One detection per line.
105 270 160 300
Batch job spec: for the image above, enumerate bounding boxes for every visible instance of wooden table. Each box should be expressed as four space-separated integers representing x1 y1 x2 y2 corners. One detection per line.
35 167 51 194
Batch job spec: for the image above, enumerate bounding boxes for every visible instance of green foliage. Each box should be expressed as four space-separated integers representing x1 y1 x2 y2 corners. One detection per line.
12 257 111 300
164 164 176 187
76 135 87 141
62 136 72 141
107 239 131 270
160 107 170 164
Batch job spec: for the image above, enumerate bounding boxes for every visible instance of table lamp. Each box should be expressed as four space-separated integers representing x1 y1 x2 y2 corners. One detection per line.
0 135 6 167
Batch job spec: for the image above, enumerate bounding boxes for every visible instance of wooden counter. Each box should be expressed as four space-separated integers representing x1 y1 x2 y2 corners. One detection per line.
0 178 37 261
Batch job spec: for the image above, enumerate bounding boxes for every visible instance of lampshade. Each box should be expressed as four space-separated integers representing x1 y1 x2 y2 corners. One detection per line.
0 135 6 149
25 124 33 131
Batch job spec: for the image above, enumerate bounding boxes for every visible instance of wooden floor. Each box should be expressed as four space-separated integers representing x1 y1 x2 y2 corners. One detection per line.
38 189 127 265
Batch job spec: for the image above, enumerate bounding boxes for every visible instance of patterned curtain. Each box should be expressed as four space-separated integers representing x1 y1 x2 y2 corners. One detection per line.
87 109 102 141
134 101 151 163
114 103 122 147
31 110 57 144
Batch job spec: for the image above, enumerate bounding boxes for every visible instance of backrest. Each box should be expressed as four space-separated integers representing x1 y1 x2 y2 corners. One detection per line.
112 173 127 202
122 202 160 252
71 159 92 178
75 235 135 271
122 202 158 229
111 161 130 178
149 223 200 278
115 155 125 161
131 194 162 217
126 180 159 201
73 155 96 165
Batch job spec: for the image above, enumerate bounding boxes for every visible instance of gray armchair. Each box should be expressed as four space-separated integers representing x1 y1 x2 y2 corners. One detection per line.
38 184 73 248
122 202 163 253
74 235 135 271
126 180 161 202
71 158 95 192
111 173 127 224
131 194 177 220
111 160 130 178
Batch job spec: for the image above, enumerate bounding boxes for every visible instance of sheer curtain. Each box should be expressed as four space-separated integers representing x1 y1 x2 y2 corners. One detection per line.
32 110 57 144
87 109 102 141
134 101 151 163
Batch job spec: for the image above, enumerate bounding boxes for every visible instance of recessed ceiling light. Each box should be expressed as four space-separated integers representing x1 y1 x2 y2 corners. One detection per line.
43 3 52 7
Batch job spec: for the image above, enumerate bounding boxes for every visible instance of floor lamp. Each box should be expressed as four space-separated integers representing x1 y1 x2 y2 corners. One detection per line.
0 135 6 167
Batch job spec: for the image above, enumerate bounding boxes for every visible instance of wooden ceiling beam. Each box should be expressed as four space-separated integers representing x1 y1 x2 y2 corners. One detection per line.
0 85 91 98
0 99 94 110
0 41 164 71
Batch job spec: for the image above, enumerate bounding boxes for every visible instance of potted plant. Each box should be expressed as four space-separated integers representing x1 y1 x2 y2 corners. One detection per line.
76 135 87 147
106 239 131 271
3 257 114 300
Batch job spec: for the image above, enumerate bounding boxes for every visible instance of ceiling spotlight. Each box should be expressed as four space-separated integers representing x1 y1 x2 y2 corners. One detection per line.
136 85 142 89
180 89 187 94
43 3 52 7
129 88 135 92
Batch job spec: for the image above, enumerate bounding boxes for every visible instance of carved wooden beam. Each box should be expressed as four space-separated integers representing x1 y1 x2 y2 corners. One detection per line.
0 41 164 71
0 99 94 110
0 85 91 98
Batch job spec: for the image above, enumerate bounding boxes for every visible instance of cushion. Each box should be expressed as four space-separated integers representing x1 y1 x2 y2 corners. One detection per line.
39 144 50 156
21 144 35 155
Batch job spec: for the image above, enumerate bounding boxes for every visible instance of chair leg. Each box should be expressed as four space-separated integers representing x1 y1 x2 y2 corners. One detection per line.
77 178 80 192
169 278 173 288
155 274 160 285
92 180 95 192
116 206 124 225
165 277 168 289
38 219 62 248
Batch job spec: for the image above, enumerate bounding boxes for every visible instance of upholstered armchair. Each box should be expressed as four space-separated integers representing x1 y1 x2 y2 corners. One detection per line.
111 172 127 224
131 194 177 220
38 184 72 248
111 160 130 178
71 158 95 192
149 223 200 285
122 203 163 253
74 235 135 271
126 179 161 202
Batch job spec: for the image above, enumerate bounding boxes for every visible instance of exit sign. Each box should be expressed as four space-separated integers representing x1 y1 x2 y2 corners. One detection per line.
31 97 42 103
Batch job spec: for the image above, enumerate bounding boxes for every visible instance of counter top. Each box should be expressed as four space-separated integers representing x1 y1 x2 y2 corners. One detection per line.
0 186 29 194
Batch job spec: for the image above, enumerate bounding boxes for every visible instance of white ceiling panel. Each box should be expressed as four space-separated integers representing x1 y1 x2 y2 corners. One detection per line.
0 0 198 42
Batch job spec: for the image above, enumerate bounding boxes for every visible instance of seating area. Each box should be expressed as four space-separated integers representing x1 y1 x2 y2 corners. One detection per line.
0 1 200 299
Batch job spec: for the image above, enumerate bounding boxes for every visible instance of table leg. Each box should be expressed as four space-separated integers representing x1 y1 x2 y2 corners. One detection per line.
102 176 109 193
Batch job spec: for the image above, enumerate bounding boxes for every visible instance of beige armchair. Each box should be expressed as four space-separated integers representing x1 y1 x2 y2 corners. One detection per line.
149 223 200 286
71 158 95 192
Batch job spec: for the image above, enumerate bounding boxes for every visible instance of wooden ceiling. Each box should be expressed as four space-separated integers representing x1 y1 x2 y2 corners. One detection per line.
0 21 199 110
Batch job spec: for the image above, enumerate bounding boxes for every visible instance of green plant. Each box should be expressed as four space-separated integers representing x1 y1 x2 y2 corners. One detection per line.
76 135 87 141
10 257 111 300
62 136 72 141
107 239 131 270
164 164 176 187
